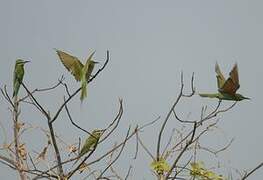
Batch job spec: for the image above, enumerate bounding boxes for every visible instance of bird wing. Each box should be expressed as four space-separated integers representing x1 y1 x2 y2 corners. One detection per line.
84 51 96 81
79 130 100 156
55 49 84 81
79 136 94 156
229 63 239 88
13 63 24 97
80 51 96 101
220 63 240 95
215 62 226 89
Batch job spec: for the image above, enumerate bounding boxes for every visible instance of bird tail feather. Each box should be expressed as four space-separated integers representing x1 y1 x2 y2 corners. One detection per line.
199 93 217 98
80 79 87 102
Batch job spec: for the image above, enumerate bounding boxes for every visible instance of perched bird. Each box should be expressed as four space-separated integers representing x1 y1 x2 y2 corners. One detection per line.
13 59 30 97
199 63 250 101
55 49 98 101
79 129 104 157
73 129 104 166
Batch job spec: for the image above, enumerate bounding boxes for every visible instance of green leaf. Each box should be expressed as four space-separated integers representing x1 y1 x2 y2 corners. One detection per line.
150 158 170 174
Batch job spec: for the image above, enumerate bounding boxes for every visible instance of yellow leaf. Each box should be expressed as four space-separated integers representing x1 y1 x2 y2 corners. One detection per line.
190 161 225 180
18 143 27 160
150 158 170 174
78 162 88 173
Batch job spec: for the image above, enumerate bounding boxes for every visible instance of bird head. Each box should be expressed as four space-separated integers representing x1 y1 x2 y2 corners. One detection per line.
16 59 30 66
236 94 250 101
92 129 105 136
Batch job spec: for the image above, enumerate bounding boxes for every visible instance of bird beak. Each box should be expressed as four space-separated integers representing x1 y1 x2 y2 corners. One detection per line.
24 60 30 64
94 61 99 64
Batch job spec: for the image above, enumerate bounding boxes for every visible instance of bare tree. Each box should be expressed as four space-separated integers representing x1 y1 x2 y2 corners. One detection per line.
0 53 262 180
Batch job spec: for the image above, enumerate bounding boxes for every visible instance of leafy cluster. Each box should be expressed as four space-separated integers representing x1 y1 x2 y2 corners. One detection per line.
190 161 225 180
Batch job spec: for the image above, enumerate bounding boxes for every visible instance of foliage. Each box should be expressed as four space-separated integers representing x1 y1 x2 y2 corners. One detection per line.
190 161 225 180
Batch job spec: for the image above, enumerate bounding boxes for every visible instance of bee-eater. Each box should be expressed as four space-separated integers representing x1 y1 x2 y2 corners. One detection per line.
73 129 104 166
13 59 30 97
79 129 104 157
55 49 98 101
199 63 250 101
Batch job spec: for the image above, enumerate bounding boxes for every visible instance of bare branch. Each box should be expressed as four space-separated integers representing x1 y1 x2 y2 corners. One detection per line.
64 97 92 135
97 127 130 179
241 161 263 180
1 85 15 108
157 72 195 161
124 166 133 180
0 155 16 169
136 132 155 160
165 122 197 179
21 82 50 120
182 72 195 97
47 122 64 176
100 99 123 143
157 72 184 161
19 76 65 102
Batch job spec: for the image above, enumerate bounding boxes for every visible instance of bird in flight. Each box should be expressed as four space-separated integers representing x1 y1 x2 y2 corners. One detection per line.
199 63 249 101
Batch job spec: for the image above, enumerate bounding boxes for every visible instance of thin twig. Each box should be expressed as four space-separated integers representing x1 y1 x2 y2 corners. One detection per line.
241 161 263 180
64 97 91 135
157 72 195 161
19 76 65 102
182 72 195 97
100 99 123 143
165 122 197 179
0 85 15 108
136 132 155 160
97 127 130 179
21 82 50 119
36 117 159 178
157 72 185 161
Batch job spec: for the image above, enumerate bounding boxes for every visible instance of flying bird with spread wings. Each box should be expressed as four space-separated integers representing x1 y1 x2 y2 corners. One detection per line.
55 49 98 101
199 63 249 101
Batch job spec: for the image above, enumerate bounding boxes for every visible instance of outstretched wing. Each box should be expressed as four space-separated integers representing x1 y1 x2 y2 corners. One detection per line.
80 51 96 101
55 49 83 81
220 63 240 95
229 63 239 87
84 51 96 81
215 62 226 89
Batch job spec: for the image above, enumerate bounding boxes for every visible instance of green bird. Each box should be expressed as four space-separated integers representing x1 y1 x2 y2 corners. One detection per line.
73 129 104 166
79 129 104 157
13 59 30 97
55 49 98 101
199 63 250 101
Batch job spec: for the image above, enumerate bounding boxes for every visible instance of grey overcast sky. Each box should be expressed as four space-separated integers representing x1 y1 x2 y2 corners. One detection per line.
0 0 263 179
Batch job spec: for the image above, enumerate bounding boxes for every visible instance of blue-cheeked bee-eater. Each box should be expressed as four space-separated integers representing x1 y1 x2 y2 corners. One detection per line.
79 129 104 157
13 59 30 98
73 129 104 166
199 63 249 101
55 49 98 101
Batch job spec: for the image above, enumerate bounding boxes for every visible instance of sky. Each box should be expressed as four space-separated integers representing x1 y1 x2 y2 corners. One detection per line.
0 0 262 179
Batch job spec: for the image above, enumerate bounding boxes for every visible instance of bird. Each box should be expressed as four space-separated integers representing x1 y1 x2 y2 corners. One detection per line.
199 63 250 101
79 129 104 157
13 59 30 98
55 49 98 101
73 129 104 166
